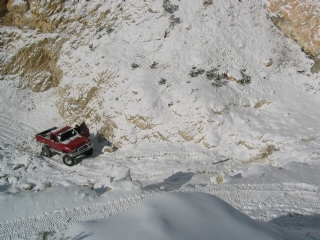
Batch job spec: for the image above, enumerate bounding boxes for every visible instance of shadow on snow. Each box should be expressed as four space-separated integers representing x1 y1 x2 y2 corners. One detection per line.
143 171 194 191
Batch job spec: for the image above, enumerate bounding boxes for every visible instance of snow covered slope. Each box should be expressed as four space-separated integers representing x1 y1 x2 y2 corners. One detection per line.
0 0 320 239
1 0 319 160
56 192 310 240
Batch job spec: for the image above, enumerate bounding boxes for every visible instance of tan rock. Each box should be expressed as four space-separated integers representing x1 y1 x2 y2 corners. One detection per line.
112 142 122 149
126 115 156 130
22 183 33 190
152 132 170 142
263 59 273 67
7 0 29 15
311 58 320 73
226 70 243 82
12 164 23 170
268 0 320 68
253 100 271 109
97 118 118 141
210 173 224 184
202 141 210 149
178 130 194 142
1 37 63 92
102 146 113 153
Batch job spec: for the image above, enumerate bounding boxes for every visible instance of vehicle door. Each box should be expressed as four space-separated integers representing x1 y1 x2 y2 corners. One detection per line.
79 122 90 137
49 133 60 151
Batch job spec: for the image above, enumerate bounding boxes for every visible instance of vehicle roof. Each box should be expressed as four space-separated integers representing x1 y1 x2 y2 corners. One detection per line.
51 126 72 135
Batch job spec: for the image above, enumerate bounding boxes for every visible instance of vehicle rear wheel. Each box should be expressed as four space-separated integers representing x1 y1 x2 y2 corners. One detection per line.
63 154 75 166
84 148 93 156
42 146 52 157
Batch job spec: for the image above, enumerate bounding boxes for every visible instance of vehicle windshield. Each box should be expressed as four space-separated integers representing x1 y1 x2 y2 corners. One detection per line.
59 129 78 142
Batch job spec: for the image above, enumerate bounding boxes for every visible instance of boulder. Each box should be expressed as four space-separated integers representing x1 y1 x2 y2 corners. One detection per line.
7 0 29 15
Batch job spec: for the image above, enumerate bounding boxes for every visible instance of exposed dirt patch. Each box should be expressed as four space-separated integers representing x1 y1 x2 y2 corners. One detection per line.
98 118 118 141
300 136 317 143
244 145 277 164
178 130 194 142
126 115 157 130
253 100 271 109
237 141 254 150
152 132 171 142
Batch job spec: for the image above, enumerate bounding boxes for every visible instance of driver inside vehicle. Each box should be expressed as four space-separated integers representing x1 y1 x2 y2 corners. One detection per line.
74 124 81 134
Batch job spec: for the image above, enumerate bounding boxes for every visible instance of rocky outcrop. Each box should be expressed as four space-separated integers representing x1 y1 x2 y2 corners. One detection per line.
1 0 65 91
1 33 63 91
1 0 117 93
7 0 29 14
311 59 320 73
58 85 99 121
268 0 320 72
3 0 62 31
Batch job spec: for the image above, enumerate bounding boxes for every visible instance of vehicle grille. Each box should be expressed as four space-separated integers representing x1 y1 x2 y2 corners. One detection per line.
70 142 93 157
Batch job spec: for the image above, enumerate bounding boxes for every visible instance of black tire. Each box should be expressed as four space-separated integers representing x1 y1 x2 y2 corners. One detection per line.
42 146 52 157
63 154 75 166
84 148 93 156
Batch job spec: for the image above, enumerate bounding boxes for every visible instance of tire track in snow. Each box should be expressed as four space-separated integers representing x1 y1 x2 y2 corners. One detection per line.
0 114 39 152
0 127 16 145
0 183 319 240
104 151 223 163
0 114 39 136
183 183 320 221
0 191 159 240
40 155 108 180
0 115 227 181
0 115 111 180
41 151 226 182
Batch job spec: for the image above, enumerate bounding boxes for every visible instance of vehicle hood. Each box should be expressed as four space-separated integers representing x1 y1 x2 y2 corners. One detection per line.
61 136 91 150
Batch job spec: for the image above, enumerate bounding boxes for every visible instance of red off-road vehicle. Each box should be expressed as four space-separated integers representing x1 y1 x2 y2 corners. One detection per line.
35 122 93 166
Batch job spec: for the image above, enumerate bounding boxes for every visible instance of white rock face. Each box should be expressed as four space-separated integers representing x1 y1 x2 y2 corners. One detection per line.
21 183 33 190
263 59 273 67
102 146 113 153
8 176 18 183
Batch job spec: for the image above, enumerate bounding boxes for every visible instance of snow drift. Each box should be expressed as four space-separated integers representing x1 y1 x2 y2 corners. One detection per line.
57 192 309 240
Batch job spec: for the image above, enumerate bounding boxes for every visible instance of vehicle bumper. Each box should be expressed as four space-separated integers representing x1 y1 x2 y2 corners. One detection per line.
69 142 93 157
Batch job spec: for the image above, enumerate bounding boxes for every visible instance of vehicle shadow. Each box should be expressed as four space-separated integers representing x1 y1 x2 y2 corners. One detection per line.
0 184 11 192
73 133 118 165
143 171 194 191
90 133 118 155
73 154 93 165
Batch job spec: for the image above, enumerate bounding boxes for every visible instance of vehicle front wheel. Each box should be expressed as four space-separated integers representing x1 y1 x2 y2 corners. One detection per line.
42 146 52 157
84 148 93 156
63 155 75 166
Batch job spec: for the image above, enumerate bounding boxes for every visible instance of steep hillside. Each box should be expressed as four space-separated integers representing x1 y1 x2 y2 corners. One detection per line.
1 2 320 239
0 0 320 163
